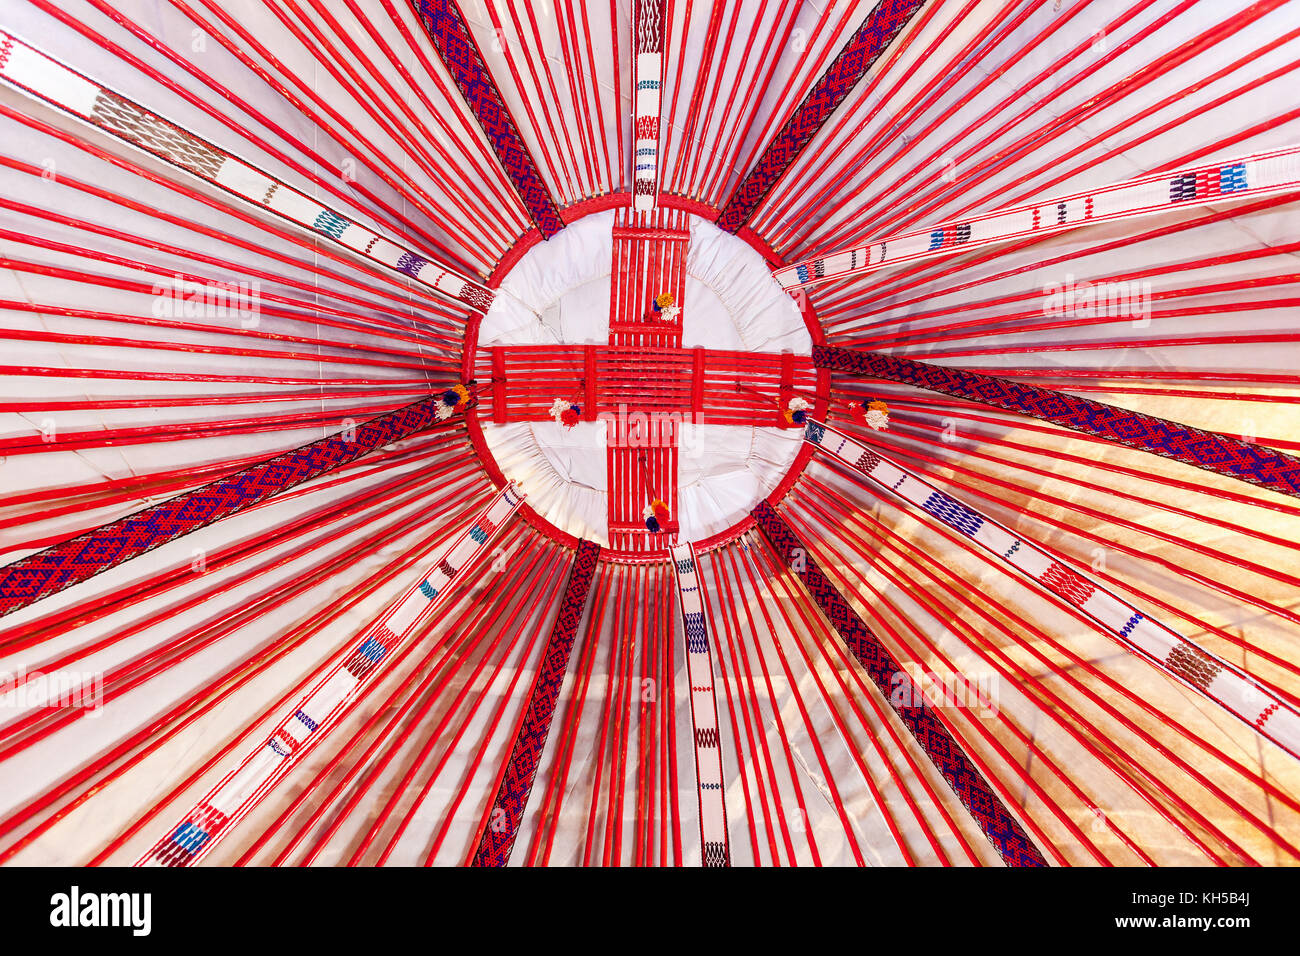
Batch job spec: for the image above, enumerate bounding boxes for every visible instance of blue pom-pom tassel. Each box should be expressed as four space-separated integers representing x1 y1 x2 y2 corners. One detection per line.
645 515 661 533
792 409 807 424
441 389 460 405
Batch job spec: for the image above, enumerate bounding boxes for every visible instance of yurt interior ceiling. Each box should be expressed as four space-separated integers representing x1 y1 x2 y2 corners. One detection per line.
0 0 1299 869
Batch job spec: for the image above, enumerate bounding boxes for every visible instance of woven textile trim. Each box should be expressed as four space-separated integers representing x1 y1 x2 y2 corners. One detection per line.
138 484 526 866
0 29 493 311
471 539 602 866
669 543 731 866
0 398 459 618
777 146 1300 288
413 0 564 238
804 418 1300 761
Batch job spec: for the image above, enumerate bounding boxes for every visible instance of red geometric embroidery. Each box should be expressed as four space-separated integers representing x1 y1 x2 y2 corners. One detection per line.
90 91 225 180
1166 642 1222 693
459 283 495 313
1256 702 1280 729
854 449 882 473
1040 562 1096 608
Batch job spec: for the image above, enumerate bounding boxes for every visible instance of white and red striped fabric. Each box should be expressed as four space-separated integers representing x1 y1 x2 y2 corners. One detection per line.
669 543 730 866
0 28 493 312
775 145 1300 289
136 483 525 866
631 0 664 211
803 419 1300 762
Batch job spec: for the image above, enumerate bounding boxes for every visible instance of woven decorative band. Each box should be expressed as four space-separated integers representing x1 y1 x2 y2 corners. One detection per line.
471 539 602 866
0 398 460 618
0 29 492 310
138 484 526 867
804 418 1300 761
669 543 730 866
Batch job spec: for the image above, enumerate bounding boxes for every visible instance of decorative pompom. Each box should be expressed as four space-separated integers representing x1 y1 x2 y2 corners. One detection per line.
865 399 889 431
643 499 669 532
550 398 582 429
848 398 889 430
652 291 680 321
782 395 811 425
434 382 471 419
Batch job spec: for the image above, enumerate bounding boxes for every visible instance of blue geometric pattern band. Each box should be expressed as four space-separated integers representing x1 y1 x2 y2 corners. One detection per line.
412 0 564 238
471 539 602 867
0 397 464 618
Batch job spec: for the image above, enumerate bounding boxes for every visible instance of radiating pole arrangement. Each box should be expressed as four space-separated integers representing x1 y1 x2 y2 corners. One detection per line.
470 539 601 866
751 500 1049 867
801 417 1300 759
814 345 1300 501
0 398 472 617
0 0 1295 869
716 0 929 233
0 29 495 312
138 483 525 866
411 0 564 238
